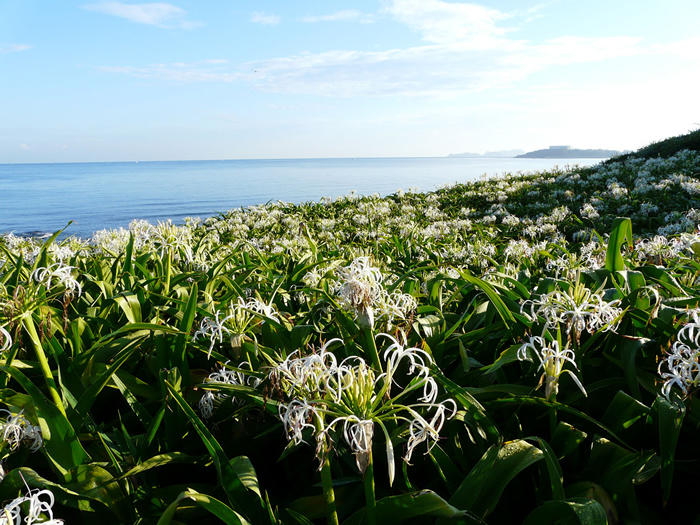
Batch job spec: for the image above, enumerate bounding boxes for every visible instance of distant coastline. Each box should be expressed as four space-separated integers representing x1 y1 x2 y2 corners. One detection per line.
449 145 624 159
516 145 623 158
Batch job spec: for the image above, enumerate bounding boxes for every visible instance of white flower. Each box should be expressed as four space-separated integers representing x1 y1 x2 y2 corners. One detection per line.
0 488 63 525
659 311 700 398
0 410 43 452
272 332 455 483
279 399 321 446
517 336 586 400
31 263 82 298
198 362 261 418
193 311 231 359
404 400 457 463
521 283 622 336
244 297 280 323
0 326 11 353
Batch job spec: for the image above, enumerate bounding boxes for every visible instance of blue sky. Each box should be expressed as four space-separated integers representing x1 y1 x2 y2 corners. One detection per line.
2 0 699 162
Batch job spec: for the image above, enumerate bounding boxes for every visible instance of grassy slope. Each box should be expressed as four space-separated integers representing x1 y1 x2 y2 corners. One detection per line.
608 128 700 163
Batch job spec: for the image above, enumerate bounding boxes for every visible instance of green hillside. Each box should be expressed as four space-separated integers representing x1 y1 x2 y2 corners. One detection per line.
609 128 700 163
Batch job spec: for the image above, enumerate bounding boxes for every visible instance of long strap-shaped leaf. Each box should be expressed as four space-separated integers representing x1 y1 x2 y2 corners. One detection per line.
165 381 266 522
158 488 250 525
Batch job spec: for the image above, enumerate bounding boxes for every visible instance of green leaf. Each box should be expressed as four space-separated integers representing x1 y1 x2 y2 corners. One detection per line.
605 217 632 272
523 498 608 525
529 437 565 500
72 338 142 423
433 372 500 442
165 382 264 520
113 293 143 324
64 463 127 520
653 394 685 504
345 490 483 525
157 488 250 525
119 452 196 480
600 391 649 435
0 366 89 474
551 422 587 459
0 466 109 514
457 270 516 327
448 440 544 518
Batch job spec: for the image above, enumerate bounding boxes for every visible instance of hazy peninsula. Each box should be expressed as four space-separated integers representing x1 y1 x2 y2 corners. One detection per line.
516 145 622 158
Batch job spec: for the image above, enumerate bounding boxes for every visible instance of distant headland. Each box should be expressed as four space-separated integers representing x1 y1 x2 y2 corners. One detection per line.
515 145 623 158
448 145 624 159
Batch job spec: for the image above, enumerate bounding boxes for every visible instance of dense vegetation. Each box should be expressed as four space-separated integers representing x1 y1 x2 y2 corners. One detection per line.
1 149 700 523
609 128 700 163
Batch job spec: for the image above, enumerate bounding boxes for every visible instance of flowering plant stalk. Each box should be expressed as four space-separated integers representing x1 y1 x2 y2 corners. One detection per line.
270 332 456 523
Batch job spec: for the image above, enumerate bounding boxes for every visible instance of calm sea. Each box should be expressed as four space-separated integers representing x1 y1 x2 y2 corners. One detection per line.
0 157 603 238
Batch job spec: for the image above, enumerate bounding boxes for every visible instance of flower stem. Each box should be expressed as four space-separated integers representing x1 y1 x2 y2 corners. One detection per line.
163 247 172 295
361 326 382 373
320 454 339 525
363 447 377 525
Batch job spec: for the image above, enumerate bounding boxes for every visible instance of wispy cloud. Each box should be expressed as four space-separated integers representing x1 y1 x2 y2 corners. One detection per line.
0 44 32 54
300 10 375 23
82 2 199 29
383 0 510 45
98 0 690 101
251 12 280 25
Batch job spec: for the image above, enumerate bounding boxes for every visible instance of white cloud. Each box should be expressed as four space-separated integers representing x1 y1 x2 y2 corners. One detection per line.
97 0 697 106
251 12 280 25
300 10 375 23
383 0 510 45
82 2 199 28
0 44 32 54
20 143 30 151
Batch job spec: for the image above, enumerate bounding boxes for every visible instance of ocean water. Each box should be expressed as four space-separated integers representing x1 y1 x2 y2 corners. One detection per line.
0 157 603 238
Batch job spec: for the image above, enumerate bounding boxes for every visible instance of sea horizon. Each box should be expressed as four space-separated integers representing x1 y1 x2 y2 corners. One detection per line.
1 156 604 238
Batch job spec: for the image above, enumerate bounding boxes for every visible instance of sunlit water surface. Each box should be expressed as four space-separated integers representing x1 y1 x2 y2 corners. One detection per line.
0 157 603 238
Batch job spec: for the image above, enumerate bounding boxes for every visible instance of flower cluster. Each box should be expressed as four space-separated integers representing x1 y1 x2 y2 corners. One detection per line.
517 336 586 401
658 311 700 399
0 488 63 525
0 410 43 452
521 282 623 336
194 297 279 358
272 334 456 484
334 257 416 329
31 263 82 298
198 362 261 418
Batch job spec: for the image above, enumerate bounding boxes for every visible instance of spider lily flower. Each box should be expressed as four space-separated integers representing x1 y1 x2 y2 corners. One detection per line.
336 257 384 328
31 262 82 298
0 326 11 353
517 336 586 401
0 488 63 525
279 399 322 446
658 311 700 398
341 417 374 472
0 410 43 452
198 361 261 418
244 297 280 323
224 297 264 349
272 332 455 485
520 281 622 337
193 311 232 359
379 332 433 399
404 400 457 463
335 257 416 329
